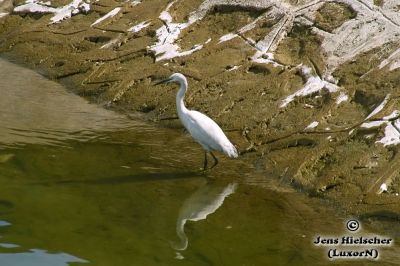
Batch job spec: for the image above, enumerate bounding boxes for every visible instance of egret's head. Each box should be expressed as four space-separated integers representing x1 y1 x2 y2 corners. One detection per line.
155 73 186 85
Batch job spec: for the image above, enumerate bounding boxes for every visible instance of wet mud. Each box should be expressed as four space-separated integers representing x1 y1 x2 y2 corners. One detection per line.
1 0 400 232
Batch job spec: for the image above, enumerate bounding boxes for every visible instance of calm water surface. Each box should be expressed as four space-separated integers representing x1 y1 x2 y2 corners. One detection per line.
0 58 398 266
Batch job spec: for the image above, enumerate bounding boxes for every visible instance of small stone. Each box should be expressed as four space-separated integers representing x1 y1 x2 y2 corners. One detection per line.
379 183 388 194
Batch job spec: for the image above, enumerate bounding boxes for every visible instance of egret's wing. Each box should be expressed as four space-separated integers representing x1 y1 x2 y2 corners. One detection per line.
184 111 237 157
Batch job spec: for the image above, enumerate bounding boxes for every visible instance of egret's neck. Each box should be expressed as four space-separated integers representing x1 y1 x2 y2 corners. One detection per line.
176 79 188 116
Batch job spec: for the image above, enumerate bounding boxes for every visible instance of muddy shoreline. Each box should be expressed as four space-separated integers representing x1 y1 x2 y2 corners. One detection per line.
1 0 400 232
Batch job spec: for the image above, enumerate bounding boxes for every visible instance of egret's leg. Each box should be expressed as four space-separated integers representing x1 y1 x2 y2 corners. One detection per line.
203 151 208 170
209 152 218 169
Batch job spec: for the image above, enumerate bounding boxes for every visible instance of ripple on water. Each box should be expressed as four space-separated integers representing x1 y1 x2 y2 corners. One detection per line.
0 220 87 265
0 58 149 148
0 220 11 227
0 249 88 266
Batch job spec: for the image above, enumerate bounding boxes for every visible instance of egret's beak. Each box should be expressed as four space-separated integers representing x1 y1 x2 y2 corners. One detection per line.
154 77 172 85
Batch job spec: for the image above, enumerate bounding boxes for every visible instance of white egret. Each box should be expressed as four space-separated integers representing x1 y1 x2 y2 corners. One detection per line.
155 73 238 170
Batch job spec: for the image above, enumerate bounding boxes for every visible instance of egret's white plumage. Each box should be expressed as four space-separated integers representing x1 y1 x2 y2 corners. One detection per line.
156 73 238 169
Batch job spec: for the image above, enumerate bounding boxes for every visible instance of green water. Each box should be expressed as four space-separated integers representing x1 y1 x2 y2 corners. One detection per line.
0 58 398 266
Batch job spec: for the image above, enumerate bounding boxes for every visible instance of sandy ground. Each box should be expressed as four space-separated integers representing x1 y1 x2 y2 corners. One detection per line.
1 0 400 228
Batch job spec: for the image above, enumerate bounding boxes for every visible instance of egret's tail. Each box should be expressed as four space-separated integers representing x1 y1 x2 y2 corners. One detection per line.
225 143 238 158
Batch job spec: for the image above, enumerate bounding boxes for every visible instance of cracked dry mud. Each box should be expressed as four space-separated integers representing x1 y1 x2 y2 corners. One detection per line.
1 0 400 229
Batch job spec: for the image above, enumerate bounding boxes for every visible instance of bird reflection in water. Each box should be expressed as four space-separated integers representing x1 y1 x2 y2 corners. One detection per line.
172 182 237 251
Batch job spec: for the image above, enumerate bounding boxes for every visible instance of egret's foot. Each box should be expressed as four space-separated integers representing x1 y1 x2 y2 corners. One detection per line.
200 151 218 171
202 151 208 171
209 152 218 169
